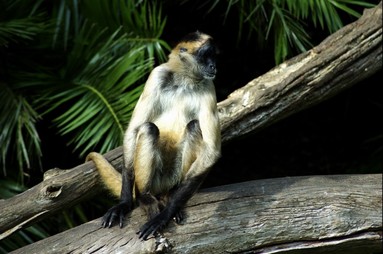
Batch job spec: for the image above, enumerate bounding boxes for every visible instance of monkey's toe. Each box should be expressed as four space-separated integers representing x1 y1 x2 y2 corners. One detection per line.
101 202 130 228
173 210 184 224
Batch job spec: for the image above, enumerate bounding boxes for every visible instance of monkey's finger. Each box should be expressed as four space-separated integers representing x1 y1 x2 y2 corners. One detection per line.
119 213 125 228
101 214 110 228
138 228 153 241
173 210 184 224
138 222 161 240
102 210 116 228
105 217 114 228
101 218 113 228
137 226 151 240
101 219 107 228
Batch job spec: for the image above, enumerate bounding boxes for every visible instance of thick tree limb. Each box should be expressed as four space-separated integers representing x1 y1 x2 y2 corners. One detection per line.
218 2 382 142
10 174 383 254
0 1 382 248
0 149 122 240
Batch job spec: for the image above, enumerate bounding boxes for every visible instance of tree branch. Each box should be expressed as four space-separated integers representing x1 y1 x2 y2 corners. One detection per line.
11 174 383 254
219 2 382 142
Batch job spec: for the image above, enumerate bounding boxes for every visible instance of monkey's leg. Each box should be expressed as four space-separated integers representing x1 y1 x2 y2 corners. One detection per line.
159 194 184 224
138 120 209 240
134 122 163 221
138 193 161 221
102 122 161 228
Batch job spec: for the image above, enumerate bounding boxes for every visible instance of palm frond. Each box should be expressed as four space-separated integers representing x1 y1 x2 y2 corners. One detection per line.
80 0 170 61
0 16 45 46
0 83 42 179
0 0 54 177
51 0 82 49
271 3 312 63
288 0 375 33
41 0 168 156
181 0 376 64
0 0 48 47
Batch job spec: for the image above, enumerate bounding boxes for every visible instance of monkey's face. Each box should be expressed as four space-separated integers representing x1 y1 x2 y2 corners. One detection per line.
194 42 217 80
172 32 218 80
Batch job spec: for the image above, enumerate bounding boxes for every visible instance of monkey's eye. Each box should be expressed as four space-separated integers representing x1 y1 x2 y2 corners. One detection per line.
180 47 187 53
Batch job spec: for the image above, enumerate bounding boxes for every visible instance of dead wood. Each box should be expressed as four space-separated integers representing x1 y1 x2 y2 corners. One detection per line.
11 174 383 254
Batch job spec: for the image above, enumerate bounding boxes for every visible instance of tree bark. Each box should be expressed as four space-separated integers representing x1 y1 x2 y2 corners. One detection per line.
0 147 122 239
10 174 383 254
0 1 382 250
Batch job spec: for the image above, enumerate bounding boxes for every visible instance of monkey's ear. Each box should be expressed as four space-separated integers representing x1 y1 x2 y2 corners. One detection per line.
180 47 187 53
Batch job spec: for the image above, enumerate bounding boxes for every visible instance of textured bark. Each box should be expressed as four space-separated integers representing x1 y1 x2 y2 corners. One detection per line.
11 174 383 254
0 147 123 240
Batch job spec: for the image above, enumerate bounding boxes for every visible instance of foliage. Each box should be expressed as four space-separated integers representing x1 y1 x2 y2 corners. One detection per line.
0 83 42 181
184 0 375 64
0 0 47 181
0 0 169 180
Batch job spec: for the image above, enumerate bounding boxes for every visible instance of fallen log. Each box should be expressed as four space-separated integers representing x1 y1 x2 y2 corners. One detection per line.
11 174 382 253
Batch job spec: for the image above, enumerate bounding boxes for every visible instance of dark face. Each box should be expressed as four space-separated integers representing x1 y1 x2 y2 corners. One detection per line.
176 32 218 80
195 41 217 80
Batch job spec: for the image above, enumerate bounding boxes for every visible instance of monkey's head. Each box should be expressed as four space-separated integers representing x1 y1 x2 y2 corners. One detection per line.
170 31 218 80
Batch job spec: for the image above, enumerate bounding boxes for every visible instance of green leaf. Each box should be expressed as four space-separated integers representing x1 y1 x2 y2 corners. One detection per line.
0 83 42 179
43 1 168 156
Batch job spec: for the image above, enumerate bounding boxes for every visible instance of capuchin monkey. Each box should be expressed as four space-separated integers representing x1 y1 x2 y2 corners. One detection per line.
86 31 221 241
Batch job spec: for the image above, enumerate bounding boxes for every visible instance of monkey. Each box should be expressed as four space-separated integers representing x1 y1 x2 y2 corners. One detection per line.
86 31 221 241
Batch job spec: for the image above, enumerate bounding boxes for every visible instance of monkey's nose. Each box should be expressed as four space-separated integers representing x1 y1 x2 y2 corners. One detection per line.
204 64 217 79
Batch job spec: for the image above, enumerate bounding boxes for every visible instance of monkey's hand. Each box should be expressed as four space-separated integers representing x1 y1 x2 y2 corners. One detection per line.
102 201 132 228
137 210 172 240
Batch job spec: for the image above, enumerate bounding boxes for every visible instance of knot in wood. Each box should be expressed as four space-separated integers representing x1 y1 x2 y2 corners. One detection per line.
42 184 63 199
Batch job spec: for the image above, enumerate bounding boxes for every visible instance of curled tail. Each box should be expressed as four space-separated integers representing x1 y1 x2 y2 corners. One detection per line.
86 152 122 197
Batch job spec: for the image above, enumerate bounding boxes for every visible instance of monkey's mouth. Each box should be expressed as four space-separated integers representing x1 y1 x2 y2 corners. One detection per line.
204 70 216 79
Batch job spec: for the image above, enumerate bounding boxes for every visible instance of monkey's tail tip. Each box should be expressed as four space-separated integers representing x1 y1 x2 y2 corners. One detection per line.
85 151 102 162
